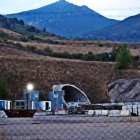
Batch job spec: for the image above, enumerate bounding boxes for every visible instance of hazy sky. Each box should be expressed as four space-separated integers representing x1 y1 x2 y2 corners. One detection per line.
0 0 140 20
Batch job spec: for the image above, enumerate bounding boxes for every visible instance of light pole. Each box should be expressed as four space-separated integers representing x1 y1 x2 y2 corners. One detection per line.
27 84 34 110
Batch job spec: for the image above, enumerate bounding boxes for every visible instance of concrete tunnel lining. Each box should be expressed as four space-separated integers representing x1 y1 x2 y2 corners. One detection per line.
53 84 91 107
62 86 88 102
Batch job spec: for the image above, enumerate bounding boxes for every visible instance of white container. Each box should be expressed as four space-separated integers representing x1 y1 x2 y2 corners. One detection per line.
109 110 121 117
121 110 130 116
95 110 102 115
132 105 137 109
88 110 94 116
127 105 132 109
58 110 68 115
101 110 109 116
38 101 51 111
122 105 127 110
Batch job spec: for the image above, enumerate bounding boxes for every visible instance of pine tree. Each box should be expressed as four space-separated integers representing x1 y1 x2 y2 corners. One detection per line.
116 44 132 69
114 44 133 73
0 78 9 99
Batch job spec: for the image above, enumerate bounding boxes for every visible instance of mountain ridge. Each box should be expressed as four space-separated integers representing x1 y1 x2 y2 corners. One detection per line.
82 13 140 42
6 0 119 38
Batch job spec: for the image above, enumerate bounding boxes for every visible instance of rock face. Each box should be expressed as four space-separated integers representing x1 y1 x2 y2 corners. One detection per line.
108 79 140 102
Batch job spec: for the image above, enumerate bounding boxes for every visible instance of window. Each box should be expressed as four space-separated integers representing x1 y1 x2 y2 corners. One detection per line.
21 102 25 106
16 102 20 106
16 101 25 109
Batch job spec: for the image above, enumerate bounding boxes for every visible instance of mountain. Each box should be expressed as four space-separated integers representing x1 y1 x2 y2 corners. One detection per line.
6 0 119 38
82 14 140 42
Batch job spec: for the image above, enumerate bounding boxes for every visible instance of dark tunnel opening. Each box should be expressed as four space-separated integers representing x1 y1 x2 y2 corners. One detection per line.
62 86 88 103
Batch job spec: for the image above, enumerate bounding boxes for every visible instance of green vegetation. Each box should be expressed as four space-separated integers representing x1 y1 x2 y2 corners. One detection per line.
0 31 9 39
0 78 9 100
116 44 132 68
27 34 59 44
26 45 37 51
26 26 39 33
0 33 139 63
114 44 138 73
44 47 53 53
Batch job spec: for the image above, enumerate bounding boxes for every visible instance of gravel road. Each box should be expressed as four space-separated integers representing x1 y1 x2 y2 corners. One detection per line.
0 115 140 140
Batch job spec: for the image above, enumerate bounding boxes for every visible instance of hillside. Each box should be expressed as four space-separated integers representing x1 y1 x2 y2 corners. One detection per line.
83 14 140 42
0 45 113 103
0 27 140 103
0 44 140 103
0 27 140 57
6 0 118 38
0 14 59 38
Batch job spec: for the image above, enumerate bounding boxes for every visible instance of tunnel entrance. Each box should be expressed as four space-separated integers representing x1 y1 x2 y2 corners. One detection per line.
62 86 88 103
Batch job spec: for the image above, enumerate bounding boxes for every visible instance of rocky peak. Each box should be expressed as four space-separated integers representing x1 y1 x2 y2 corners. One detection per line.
59 0 66 2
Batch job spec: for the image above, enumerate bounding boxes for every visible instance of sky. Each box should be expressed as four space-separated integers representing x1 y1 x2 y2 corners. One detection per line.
0 0 140 20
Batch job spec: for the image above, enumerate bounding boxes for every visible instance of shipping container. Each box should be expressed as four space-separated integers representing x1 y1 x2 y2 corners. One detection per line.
48 91 63 112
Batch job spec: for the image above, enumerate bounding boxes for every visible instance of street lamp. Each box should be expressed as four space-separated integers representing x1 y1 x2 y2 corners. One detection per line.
26 83 34 110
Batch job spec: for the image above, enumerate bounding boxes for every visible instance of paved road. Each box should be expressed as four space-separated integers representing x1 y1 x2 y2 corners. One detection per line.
0 115 140 140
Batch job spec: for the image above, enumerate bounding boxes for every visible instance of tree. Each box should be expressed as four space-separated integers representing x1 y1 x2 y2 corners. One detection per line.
0 78 9 99
111 44 120 61
114 44 133 72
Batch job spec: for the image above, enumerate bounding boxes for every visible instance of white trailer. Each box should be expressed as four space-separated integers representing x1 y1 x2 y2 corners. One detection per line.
38 101 51 111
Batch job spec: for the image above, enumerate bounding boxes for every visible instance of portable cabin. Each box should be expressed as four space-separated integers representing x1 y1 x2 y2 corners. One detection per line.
15 100 36 110
0 100 12 110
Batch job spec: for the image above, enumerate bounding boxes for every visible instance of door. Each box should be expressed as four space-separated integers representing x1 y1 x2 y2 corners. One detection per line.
10 102 12 110
46 102 49 110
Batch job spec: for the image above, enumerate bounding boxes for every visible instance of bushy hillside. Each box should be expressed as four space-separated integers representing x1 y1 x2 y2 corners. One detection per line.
0 45 140 103
0 14 59 37
0 48 113 103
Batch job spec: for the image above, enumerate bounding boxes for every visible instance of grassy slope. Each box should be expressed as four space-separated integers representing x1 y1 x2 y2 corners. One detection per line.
1 27 140 56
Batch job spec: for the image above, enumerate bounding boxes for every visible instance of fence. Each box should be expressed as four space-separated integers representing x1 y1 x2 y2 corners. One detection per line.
0 111 140 140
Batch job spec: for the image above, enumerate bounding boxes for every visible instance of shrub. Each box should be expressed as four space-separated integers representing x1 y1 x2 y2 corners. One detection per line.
44 47 52 53
20 37 28 42
0 31 9 38
132 60 139 69
15 43 23 48
28 34 35 40
26 45 37 51
99 43 104 47
0 78 9 99
2 39 8 44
